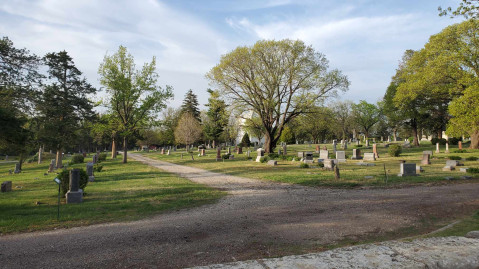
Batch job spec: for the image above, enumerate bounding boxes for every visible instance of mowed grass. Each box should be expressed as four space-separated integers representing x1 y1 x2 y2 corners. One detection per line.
141 141 479 188
0 156 225 234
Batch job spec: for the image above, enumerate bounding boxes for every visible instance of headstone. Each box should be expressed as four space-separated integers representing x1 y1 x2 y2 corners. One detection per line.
173 146 177 152
86 162 94 182
372 144 379 158
365 140 370 147
416 166 424 173
216 148 222 161
324 159 335 170
5 155 8 161
423 150 433 157
446 160 462 167
397 163 417 177
442 166 454 171
332 141 337 153
387 136 391 142
344 142 348 150
435 143 440 154
320 150 329 160
322 146 327 150
66 169 83 203
315 145 320 153
363 153 376 161
305 152 313 161
38 147 43 164
421 154 431 165
161 148 165 154
247 150 251 158
445 143 449 153
14 163 21 174
336 151 346 162
278 149 282 156
334 165 340 180
1 181 12 192
229 155 234 160
356 140 360 146
92 154 98 164
298 152 305 158
201 149 206 156
282 145 287 155
48 163 54 173
351 149 362 160
167 150 170 155
256 148 264 162
227 147 231 154
459 167 470 173
237 147 243 154
267 160 277 166
459 141 463 150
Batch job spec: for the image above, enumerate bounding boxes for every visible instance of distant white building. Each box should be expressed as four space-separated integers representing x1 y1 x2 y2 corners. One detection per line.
235 110 265 145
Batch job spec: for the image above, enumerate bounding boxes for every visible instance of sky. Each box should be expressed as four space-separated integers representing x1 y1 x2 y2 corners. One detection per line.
0 0 463 109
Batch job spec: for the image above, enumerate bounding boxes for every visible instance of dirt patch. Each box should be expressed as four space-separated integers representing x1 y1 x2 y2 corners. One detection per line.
1 154 479 269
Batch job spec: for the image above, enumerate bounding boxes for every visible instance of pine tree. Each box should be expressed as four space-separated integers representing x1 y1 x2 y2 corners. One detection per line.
240 132 251 147
181 89 201 122
203 89 228 144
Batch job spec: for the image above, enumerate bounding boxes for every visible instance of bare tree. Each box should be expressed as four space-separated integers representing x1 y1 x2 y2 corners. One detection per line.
174 113 202 151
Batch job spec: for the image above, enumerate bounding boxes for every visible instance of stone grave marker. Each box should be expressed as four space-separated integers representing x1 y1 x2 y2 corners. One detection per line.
86 162 94 182
446 160 462 167
332 140 337 153
298 152 305 158
237 147 243 154
267 160 277 166
14 163 21 174
66 169 83 203
278 149 282 156
416 166 424 173
344 142 348 150
445 143 449 153
256 148 264 162
397 163 417 177
324 159 335 170
1 181 12 192
319 150 329 160
247 150 251 158
305 152 313 161
227 147 231 154
421 153 431 165
334 165 340 180
229 155 234 160
373 144 379 158
336 151 346 162
459 141 463 150
161 148 165 154
351 149 362 160
459 167 470 173
282 145 287 155
38 147 43 164
315 145 320 153
167 150 170 155
365 139 370 147
442 165 454 171
363 153 376 161
216 148 222 161
435 143 440 154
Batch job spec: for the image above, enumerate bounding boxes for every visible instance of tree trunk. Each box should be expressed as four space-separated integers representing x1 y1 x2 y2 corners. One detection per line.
264 132 272 153
38 146 43 164
437 130 442 139
56 149 63 168
18 154 24 171
412 127 419 146
470 130 479 149
122 137 127 163
111 139 117 159
393 128 397 141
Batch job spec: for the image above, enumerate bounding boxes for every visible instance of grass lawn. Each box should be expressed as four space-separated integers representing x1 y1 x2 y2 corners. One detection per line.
0 155 225 234
140 141 479 188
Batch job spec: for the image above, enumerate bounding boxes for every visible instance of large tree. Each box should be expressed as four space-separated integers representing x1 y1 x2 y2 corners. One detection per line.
174 113 202 151
207 39 349 153
351 100 381 142
439 0 479 19
99 46 173 163
203 89 228 145
181 89 201 122
37 51 95 168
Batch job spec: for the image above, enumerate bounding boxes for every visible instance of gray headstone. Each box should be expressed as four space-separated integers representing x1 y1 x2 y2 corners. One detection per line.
423 150 433 157
267 160 277 166
66 169 83 204
336 151 346 162
319 150 329 160
363 153 376 161
297 152 305 158
351 149 362 160
305 152 313 161
14 163 21 174
446 160 460 167
397 163 417 177
324 159 335 170
459 167 469 173
421 154 431 165
1 181 12 192
436 142 440 153
442 166 455 171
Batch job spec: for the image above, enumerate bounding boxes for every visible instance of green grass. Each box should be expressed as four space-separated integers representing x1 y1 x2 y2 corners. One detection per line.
423 210 479 238
0 155 225 234
140 142 479 188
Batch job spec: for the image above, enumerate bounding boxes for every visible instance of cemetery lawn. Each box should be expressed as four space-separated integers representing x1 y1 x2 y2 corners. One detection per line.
0 156 225 234
141 142 479 188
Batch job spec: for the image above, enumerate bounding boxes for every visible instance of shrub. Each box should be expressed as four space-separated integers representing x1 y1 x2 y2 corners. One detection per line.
98 153 107 162
57 169 88 196
222 153 231 159
388 144 402 157
299 163 309 168
431 138 447 145
94 164 103 172
448 156 462 160
71 154 84 164
454 149 467 153
466 156 478 161
317 162 324 168
467 168 479 174
408 137 414 143
260 156 270 163
354 145 363 148
448 137 462 145
241 133 251 147
268 153 279 159
246 156 253 160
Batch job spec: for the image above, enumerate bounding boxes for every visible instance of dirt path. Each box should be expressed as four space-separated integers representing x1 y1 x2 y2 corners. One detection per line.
1 154 479 269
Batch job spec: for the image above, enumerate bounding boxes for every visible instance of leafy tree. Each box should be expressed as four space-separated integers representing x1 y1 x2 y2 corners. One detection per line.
37 51 95 168
240 132 251 147
243 115 266 144
207 39 349 153
447 86 479 148
439 0 479 19
222 114 241 145
181 89 201 122
351 100 381 142
203 89 228 145
330 100 353 140
290 107 334 143
91 113 121 157
279 126 295 144
174 113 202 151
99 46 173 163
158 107 181 145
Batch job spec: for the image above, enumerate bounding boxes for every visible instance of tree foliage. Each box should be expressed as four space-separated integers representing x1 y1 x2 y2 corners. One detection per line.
99 45 173 162
439 0 479 19
174 113 202 148
351 100 380 140
207 39 349 153
203 89 228 143
181 89 201 122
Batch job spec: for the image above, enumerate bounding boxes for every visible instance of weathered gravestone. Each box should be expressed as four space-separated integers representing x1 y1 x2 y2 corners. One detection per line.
1 181 12 192
423 150 433 157
92 154 98 164
421 153 431 165
344 142 348 150
363 153 376 161
237 147 243 154
297 152 305 158
459 141 463 150
86 162 94 182
278 149 282 156
200 149 206 156
267 160 277 166
66 169 83 204
14 163 21 174
446 160 463 167
445 143 449 153
336 151 346 162
397 163 417 177
38 147 43 164
373 144 379 158
256 148 264 162
247 150 251 158
167 150 170 155
305 152 313 161
282 145 287 155
161 148 165 154
351 149 362 160
435 143 440 154
334 165 340 180
319 150 329 160
216 148 222 161
227 147 231 154
332 140 337 153
315 145 320 153
324 159 335 170
416 166 424 173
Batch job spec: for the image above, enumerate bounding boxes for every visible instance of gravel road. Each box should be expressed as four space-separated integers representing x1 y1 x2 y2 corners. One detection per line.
1 154 478 269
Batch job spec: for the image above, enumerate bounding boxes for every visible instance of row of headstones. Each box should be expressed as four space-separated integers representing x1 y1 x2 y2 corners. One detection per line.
420 151 467 171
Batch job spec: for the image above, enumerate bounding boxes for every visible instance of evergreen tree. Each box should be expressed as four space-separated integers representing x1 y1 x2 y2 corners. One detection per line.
181 89 201 122
203 89 228 144
240 132 251 147
37 51 96 168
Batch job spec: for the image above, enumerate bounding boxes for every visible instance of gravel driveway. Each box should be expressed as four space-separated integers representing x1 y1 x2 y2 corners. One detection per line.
1 154 479 268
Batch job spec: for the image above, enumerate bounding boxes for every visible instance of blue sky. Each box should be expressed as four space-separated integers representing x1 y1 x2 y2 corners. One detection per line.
0 0 462 109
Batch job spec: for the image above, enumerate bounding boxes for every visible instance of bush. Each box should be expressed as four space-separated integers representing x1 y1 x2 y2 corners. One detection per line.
448 137 462 145
246 156 253 160
222 153 231 159
448 156 462 160
241 133 251 147
259 156 270 163
299 163 309 168
268 153 279 159
57 169 88 196
292 157 301 161
317 162 324 168
354 145 363 148
467 168 479 174
466 156 478 161
388 144 402 157
94 164 103 172
431 138 447 145
98 153 107 162
71 154 84 164
408 137 414 143
454 149 467 153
